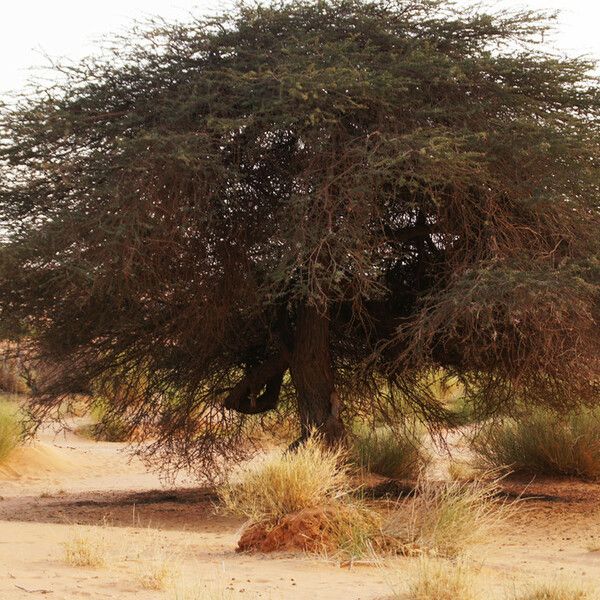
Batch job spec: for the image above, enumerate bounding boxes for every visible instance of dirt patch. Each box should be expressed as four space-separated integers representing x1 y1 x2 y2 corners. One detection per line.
238 506 349 553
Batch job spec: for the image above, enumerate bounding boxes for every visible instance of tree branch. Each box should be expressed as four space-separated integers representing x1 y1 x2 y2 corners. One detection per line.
223 353 288 415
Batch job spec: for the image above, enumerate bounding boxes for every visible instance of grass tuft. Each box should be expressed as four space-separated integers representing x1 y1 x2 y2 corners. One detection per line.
402 558 478 600
352 423 429 480
472 408 600 480
219 436 352 522
384 474 512 558
511 582 589 600
0 400 21 464
63 529 108 567
138 557 179 590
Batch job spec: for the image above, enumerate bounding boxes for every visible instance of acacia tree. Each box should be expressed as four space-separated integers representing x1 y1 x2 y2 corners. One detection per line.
1 0 600 475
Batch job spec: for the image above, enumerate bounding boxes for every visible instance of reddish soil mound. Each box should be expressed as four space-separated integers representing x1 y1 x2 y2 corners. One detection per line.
237 506 347 553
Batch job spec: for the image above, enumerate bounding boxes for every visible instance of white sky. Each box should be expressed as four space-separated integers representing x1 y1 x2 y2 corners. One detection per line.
1 0 599 97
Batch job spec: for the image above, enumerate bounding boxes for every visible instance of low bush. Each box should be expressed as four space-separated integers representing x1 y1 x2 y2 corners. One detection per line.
0 400 21 463
472 408 600 480
352 424 429 480
384 475 511 558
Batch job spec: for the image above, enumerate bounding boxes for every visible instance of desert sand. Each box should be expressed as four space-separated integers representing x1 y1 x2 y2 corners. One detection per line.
1 421 599 599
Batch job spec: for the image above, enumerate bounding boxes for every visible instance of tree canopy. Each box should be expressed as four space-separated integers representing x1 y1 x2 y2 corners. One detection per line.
1 0 599 476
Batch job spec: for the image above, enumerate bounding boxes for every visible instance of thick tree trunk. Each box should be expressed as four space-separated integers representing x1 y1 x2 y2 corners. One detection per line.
289 303 345 445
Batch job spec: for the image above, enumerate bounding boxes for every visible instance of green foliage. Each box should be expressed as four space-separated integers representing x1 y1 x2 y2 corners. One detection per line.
1 0 599 472
472 408 600 480
352 423 428 480
0 400 20 463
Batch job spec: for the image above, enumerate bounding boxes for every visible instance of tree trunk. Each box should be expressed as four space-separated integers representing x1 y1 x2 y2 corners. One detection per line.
289 303 345 445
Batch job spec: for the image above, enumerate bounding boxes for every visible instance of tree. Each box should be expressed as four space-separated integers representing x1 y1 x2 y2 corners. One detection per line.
1 0 599 476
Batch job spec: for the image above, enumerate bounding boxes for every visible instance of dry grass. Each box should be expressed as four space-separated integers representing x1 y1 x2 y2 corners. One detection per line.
399 558 478 600
0 358 28 394
447 459 478 482
472 408 600 480
384 474 512 558
352 423 429 480
219 436 352 522
62 528 108 567
511 582 590 600
0 400 20 463
137 556 179 591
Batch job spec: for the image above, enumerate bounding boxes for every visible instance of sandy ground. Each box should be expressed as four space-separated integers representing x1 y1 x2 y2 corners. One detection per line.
1 422 600 599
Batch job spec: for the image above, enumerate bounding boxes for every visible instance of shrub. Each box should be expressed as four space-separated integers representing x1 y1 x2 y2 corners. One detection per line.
384 475 511 558
219 436 352 522
401 558 478 600
63 530 108 567
352 424 429 480
0 400 20 463
472 408 600 480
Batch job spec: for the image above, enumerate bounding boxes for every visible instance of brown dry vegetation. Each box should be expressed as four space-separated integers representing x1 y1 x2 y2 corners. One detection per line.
472 408 600 480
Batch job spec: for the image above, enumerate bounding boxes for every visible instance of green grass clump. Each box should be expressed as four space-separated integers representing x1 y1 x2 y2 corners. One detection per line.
352 424 429 480
472 407 600 480
0 400 21 463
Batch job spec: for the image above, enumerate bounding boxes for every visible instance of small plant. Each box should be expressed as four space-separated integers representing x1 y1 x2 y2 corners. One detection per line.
472 408 600 480
402 558 478 600
63 529 108 567
511 582 589 600
352 423 429 480
219 436 352 522
138 557 179 591
385 474 511 558
0 400 20 464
